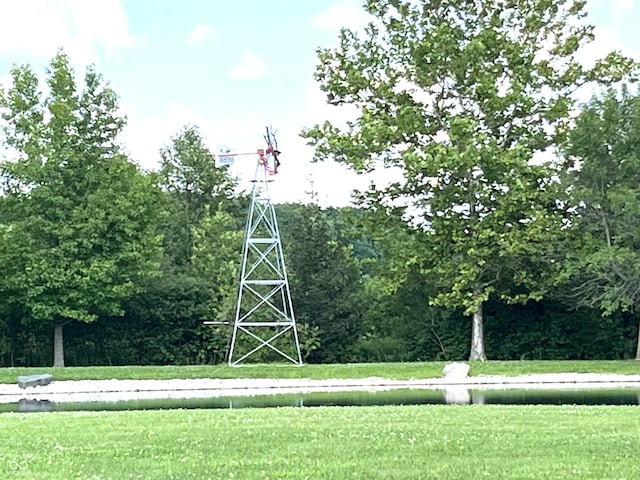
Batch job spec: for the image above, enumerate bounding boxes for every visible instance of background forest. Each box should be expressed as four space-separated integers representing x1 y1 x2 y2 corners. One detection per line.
1 0 640 367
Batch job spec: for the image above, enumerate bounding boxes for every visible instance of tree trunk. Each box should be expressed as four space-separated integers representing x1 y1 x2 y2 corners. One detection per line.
53 324 65 367
469 301 487 361
636 318 640 361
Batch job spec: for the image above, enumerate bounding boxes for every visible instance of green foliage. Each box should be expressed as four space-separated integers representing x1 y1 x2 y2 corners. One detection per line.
345 208 470 361
156 123 243 329
191 205 242 322
0 50 163 365
278 203 367 362
561 87 640 311
61 272 230 366
159 125 239 268
560 87 640 357
302 0 637 360
484 300 635 360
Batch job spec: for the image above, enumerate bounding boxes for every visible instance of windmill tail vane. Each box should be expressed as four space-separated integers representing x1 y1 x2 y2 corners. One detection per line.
217 126 282 175
260 126 281 175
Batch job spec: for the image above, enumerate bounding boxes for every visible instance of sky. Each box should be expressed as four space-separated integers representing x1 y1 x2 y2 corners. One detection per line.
0 0 639 206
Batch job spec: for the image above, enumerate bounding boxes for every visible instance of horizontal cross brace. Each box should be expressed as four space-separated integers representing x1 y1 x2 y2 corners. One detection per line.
242 280 285 285
248 238 277 244
235 321 296 327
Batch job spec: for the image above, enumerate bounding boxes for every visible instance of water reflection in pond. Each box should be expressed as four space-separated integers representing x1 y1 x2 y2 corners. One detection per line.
4 387 640 413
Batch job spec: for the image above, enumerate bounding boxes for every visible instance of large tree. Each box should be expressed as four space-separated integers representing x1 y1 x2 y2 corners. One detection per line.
302 0 635 360
0 51 163 366
154 125 244 360
560 87 640 359
159 125 239 269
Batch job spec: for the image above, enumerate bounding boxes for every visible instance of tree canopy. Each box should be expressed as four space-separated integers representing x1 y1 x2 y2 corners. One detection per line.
0 51 163 366
302 0 637 360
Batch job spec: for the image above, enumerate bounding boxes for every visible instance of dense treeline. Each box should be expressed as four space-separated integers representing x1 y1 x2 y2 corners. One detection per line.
1 0 640 367
1 194 638 366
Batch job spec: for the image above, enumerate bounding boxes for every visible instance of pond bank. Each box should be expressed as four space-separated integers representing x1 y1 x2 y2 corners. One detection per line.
2 373 640 404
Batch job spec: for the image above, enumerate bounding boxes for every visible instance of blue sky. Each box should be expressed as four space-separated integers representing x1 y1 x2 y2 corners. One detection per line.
1 0 639 206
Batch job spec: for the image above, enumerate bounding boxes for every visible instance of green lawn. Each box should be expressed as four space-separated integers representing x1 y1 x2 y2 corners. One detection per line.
1 405 638 479
1 360 639 384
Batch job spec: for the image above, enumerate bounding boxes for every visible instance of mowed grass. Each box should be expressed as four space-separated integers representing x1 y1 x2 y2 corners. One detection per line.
1 405 639 479
1 360 640 384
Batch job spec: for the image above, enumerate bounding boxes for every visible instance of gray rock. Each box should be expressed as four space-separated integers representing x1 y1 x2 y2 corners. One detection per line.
18 374 54 389
442 362 470 379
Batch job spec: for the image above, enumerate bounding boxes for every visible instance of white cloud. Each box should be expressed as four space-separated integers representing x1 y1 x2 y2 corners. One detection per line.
301 82 358 128
189 25 212 44
276 132 369 207
0 0 134 64
311 0 369 31
120 101 268 171
574 27 640 103
298 83 362 201
616 0 634 10
0 74 12 89
288 82 406 207
118 102 334 203
72 0 133 54
577 25 639 68
120 102 202 171
574 25 640 105
591 0 635 8
227 54 268 80
118 99 364 206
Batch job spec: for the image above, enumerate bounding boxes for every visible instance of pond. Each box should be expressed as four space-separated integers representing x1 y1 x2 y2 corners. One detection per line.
3 387 640 413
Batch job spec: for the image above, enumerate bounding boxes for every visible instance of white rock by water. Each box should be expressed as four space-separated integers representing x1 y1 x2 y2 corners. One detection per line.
442 387 471 405
442 362 470 379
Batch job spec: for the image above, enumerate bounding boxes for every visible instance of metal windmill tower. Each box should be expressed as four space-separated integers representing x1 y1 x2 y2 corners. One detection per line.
211 128 302 366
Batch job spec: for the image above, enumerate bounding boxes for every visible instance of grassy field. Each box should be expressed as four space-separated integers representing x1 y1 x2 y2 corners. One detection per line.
1 360 639 384
1 404 639 479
